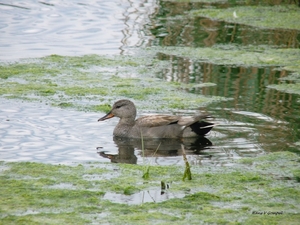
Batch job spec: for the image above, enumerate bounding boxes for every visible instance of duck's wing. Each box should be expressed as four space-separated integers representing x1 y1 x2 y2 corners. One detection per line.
136 115 180 127
177 114 210 126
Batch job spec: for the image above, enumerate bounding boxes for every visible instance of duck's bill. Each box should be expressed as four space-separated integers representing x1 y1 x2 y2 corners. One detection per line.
98 112 114 121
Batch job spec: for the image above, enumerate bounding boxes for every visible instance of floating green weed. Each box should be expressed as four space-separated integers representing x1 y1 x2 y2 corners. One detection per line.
142 141 161 179
191 5 300 30
0 54 225 112
1 151 300 224
151 46 300 71
89 104 112 113
267 83 300 95
55 102 75 108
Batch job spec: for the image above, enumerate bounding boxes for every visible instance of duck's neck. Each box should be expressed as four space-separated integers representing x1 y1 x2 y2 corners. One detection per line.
113 117 135 137
119 117 135 126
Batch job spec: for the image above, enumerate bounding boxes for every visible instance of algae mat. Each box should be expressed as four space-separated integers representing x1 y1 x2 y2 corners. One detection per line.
0 152 299 224
0 54 226 113
191 5 300 30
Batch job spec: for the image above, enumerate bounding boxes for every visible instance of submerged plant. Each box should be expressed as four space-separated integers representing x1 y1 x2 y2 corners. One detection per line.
182 144 192 181
160 180 170 195
142 143 161 179
141 133 161 179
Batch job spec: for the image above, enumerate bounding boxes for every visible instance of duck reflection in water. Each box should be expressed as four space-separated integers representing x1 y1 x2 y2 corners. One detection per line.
98 136 213 164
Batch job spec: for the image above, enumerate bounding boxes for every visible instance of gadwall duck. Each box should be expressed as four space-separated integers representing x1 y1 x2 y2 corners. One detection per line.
98 99 214 139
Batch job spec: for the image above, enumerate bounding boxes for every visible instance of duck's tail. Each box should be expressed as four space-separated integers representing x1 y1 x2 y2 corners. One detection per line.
189 121 215 136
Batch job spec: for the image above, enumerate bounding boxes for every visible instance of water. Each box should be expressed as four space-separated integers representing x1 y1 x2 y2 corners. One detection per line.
0 99 107 164
0 0 299 166
103 188 185 205
0 0 157 60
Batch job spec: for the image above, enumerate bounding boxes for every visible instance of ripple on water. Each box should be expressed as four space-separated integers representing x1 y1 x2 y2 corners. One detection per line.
20 141 48 148
0 99 104 164
7 129 33 136
21 28 47 34
0 0 158 60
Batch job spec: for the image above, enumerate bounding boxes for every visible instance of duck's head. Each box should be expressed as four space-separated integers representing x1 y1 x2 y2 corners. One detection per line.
98 99 137 121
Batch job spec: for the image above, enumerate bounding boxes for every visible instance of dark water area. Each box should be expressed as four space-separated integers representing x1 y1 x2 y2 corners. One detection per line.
155 54 300 155
1 0 300 165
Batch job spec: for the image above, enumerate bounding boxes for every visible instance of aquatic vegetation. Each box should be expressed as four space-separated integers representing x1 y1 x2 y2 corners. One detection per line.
0 151 299 224
0 54 226 112
181 144 192 181
267 83 300 95
267 73 300 95
1 0 300 224
142 138 161 179
191 5 300 30
149 46 300 71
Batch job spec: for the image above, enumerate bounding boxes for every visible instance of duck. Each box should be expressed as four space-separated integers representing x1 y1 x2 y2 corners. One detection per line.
98 99 214 139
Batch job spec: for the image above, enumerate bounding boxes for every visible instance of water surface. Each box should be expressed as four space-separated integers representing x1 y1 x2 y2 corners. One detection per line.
0 0 157 60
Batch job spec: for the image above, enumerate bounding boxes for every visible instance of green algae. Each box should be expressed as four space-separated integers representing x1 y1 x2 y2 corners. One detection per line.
267 83 300 95
151 46 300 71
191 5 300 30
1 152 299 224
1 4 300 224
0 54 226 112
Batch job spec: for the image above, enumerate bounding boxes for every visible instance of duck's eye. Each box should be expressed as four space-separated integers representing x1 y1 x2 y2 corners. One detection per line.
116 105 122 109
